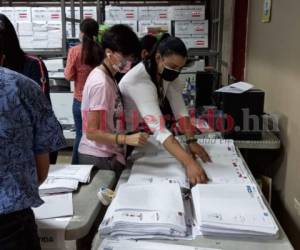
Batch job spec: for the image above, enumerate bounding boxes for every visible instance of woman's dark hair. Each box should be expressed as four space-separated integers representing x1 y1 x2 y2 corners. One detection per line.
144 33 187 101
0 14 26 72
140 35 157 55
102 24 141 58
80 18 103 67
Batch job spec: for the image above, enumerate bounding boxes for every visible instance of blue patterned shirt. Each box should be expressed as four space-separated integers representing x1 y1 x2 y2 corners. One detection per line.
0 67 66 214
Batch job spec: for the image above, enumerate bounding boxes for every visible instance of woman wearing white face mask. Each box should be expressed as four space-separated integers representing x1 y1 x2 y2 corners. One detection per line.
119 34 211 185
78 24 149 178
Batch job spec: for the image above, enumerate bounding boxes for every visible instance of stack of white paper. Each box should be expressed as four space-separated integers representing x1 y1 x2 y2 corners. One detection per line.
33 193 73 220
48 164 93 183
128 155 189 189
202 160 251 185
39 177 79 195
99 239 220 250
191 184 279 238
99 183 187 239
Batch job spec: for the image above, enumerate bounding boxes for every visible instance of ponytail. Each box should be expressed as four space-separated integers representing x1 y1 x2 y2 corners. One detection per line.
80 18 104 67
144 33 171 84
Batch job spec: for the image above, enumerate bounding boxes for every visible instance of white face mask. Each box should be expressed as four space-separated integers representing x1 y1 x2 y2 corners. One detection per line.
108 53 133 73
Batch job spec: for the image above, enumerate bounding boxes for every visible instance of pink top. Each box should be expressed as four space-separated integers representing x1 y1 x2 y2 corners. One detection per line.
64 44 93 102
78 68 125 164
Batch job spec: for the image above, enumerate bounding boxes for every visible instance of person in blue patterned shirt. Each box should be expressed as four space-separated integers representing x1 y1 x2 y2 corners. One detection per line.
0 27 66 249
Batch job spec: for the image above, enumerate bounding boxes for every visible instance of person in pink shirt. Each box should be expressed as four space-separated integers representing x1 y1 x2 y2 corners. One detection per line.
78 24 149 178
64 18 102 164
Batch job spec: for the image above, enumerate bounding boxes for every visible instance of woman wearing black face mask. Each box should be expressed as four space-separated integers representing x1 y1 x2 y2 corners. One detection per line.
119 34 212 185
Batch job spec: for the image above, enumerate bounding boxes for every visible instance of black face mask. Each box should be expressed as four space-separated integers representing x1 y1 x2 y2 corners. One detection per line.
160 66 181 82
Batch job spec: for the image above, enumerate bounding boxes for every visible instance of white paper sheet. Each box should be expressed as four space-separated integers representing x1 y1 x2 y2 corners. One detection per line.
215 81 253 94
48 164 93 183
33 193 73 220
39 177 79 195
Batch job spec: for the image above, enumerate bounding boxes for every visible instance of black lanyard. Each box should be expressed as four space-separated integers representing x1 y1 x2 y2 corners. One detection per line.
102 62 124 108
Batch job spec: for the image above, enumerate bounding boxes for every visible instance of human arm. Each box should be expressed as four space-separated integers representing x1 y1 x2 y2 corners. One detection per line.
166 78 211 162
124 79 208 184
64 47 77 81
35 153 50 185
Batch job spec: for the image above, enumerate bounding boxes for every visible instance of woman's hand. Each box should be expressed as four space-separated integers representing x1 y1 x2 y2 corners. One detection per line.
188 142 211 163
125 132 149 146
185 159 208 185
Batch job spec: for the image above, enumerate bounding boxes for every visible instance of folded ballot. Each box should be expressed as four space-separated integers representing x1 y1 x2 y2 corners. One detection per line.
48 164 93 183
99 182 187 239
39 177 79 195
99 239 221 250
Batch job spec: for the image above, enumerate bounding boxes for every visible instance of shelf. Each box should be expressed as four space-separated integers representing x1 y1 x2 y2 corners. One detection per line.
188 49 219 57
24 49 64 58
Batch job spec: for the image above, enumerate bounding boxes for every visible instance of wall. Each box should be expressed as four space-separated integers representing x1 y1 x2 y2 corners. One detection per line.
246 0 300 248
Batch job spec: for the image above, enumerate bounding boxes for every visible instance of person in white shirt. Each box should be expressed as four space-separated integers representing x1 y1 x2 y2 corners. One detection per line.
119 34 211 185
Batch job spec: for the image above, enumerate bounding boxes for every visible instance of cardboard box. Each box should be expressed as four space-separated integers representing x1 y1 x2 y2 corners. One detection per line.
175 20 208 37
138 6 169 21
105 6 138 21
33 31 48 40
48 7 62 22
181 59 205 73
32 40 48 49
66 6 80 20
19 36 34 49
47 21 62 41
47 39 62 49
0 7 15 22
32 7 48 22
15 7 31 22
105 20 138 33
17 22 33 36
181 36 209 49
66 23 80 38
138 20 171 36
122 21 138 33
33 21 48 32
170 5 205 21
83 6 97 20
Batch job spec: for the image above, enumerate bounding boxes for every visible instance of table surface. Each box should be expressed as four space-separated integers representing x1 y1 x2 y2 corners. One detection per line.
91 149 293 250
65 170 116 240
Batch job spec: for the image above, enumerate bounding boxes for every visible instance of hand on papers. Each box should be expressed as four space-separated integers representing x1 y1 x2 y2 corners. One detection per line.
186 159 208 185
126 132 149 146
188 142 212 162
